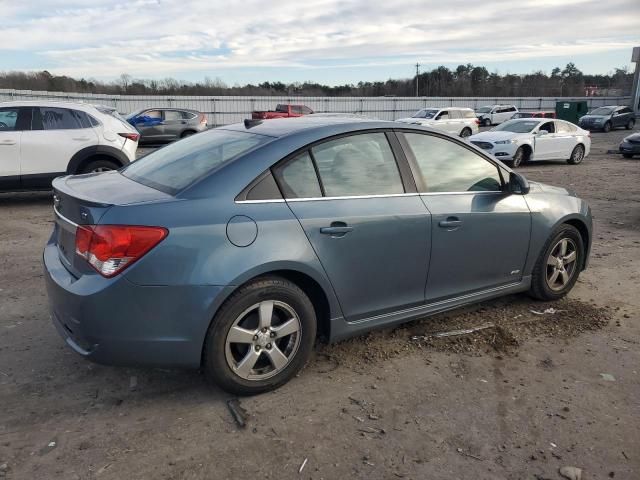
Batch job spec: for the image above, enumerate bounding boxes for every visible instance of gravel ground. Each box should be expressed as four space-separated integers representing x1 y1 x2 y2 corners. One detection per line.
0 127 639 480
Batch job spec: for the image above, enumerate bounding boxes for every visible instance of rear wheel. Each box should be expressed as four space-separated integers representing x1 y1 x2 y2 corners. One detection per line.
530 224 584 301
460 127 472 138
80 159 120 174
622 153 634 159
203 276 316 395
626 119 635 130
603 121 611 133
567 144 585 165
181 130 196 138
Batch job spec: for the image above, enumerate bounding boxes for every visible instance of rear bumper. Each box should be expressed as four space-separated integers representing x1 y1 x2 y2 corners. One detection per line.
44 239 229 368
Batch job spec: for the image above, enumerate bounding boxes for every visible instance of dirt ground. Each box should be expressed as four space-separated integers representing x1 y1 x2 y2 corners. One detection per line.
1 128 639 480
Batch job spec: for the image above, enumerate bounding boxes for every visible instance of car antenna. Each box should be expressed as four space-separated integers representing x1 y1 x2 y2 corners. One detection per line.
244 119 263 129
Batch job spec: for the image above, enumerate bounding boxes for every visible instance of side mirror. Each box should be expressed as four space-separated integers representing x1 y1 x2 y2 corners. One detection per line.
509 172 530 195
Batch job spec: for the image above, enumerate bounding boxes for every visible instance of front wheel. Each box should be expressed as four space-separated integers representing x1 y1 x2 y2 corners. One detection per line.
626 119 635 130
483 118 491 127
603 121 611 133
622 153 634 159
511 147 525 168
203 276 316 395
567 144 585 165
529 224 584 301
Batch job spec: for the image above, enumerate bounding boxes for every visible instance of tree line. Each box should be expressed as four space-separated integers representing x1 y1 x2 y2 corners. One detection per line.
0 63 633 97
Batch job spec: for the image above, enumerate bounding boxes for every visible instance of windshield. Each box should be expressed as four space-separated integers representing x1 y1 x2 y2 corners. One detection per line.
412 109 439 119
122 129 271 194
475 106 491 113
589 107 614 115
493 120 540 133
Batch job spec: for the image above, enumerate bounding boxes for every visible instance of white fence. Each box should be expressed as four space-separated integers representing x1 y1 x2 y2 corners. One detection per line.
0 89 631 126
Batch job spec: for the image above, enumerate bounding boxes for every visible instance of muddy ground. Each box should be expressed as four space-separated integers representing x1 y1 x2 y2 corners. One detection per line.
0 128 639 480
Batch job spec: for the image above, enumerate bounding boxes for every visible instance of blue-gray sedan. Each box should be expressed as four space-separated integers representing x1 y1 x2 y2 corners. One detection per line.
44 116 592 395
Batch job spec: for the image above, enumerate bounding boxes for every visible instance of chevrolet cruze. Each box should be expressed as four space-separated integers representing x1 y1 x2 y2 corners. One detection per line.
44 116 592 395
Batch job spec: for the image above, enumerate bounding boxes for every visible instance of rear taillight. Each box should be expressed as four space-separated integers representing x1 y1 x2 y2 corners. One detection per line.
475 119 481 125
119 132 140 142
75 225 168 277
199 113 207 125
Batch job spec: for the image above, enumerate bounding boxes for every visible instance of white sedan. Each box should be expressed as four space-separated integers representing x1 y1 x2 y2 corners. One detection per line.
468 118 591 167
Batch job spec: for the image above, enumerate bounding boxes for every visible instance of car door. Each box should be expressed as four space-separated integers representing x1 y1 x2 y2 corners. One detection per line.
447 109 464 134
532 121 558 159
0 106 24 190
273 131 432 322
134 109 164 141
161 110 187 140
553 120 578 157
435 110 453 133
398 131 531 301
20 106 98 188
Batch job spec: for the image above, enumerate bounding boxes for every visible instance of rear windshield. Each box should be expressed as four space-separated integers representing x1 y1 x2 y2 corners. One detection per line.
122 129 271 194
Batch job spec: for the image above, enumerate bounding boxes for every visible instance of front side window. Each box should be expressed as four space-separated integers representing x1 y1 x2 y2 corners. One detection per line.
144 110 162 119
436 111 449 120
123 129 271 194
274 152 322 199
311 133 404 197
39 107 81 130
0 107 19 131
402 133 503 193
539 121 555 133
413 109 439 119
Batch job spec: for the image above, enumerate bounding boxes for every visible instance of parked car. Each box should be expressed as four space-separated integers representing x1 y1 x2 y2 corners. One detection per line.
512 111 556 119
395 107 479 137
0 101 139 191
469 118 590 167
126 108 207 144
475 105 519 126
252 104 314 120
578 106 635 132
44 116 592 395
619 132 640 158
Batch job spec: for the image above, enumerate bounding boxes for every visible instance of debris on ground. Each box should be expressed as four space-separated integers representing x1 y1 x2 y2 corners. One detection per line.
600 373 616 382
129 376 138 391
559 465 583 480
411 322 495 340
226 398 248 429
298 457 308 474
530 307 564 315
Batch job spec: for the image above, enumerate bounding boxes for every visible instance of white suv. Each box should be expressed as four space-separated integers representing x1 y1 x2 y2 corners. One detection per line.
396 107 480 137
475 105 518 126
0 101 139 191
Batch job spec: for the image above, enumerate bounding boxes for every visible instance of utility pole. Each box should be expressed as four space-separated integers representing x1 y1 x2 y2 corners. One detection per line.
415 63 420 97
631 47 640 114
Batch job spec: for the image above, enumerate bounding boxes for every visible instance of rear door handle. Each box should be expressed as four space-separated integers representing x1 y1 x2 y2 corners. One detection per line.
320 222 353 237
72 137 91 141
438 217 462 229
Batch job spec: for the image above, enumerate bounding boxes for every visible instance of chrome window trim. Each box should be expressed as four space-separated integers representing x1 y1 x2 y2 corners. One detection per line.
235 190 504 204
54 206 79 228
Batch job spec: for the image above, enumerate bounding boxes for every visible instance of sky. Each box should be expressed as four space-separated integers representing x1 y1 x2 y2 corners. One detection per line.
0 0 639 85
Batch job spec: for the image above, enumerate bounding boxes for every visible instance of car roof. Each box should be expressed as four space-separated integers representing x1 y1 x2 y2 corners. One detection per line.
218 115 411 138
0 100 99 111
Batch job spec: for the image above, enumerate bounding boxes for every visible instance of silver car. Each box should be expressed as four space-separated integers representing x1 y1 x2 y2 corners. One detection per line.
126 108 208 143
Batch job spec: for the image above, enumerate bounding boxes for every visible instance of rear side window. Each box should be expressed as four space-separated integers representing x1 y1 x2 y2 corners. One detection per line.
402 133 502 193
71 110 93 129
449 110 461 119
311 133 404 197
274 152 322 198
0 107 20 131
40 107 81 130
556 121 572 133
164 110 183 121
123 129 271 194
182 111 197 119
463 110 476 118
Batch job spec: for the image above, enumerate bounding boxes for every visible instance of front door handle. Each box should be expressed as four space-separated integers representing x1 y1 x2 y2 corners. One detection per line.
438 217 462 229
320 222 353 237
0 140 16 145
72 137 91 141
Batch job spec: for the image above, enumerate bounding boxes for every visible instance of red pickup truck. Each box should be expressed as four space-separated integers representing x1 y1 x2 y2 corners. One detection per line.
252 104 314 120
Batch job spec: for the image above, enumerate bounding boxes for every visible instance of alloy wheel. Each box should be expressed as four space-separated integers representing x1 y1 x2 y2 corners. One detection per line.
571 145 584 164
545 238 578 291
91 167 114 173
224 300 302 381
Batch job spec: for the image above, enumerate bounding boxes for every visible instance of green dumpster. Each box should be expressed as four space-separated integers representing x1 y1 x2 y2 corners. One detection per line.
555 101 589 124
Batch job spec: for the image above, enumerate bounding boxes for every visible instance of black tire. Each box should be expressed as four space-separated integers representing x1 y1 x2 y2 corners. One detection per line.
567 144 585 165
626 119 635 130
511 147 525 168
602 121 611 133
622 153 634 159
80 158 120 174
529 224 584 301
181 130 196 138
483 118 491 127
203 276 317 395
460 127 472 138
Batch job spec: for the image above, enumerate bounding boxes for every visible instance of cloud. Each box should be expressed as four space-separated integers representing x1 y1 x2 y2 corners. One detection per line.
0 0 638 80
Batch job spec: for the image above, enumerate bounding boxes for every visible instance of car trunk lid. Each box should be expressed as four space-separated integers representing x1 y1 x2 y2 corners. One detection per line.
52 171 172 277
